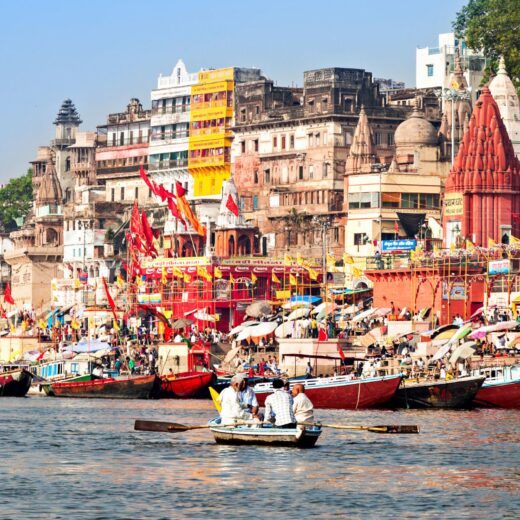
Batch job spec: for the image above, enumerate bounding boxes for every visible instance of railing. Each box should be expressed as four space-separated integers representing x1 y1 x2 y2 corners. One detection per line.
99 137 149 147
150 132 189 142
148 160 188 171
96 164 146 175
151 105 190 116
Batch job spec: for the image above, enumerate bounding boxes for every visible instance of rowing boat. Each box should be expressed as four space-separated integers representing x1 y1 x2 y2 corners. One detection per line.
0 368 34 397
208 419 322 448
160 371 214 398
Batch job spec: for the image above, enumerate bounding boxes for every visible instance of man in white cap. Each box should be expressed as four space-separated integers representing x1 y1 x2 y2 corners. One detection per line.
218 374 251 426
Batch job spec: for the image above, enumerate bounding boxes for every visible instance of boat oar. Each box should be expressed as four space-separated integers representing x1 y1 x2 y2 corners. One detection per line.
300 422 420 434
134 419 254 433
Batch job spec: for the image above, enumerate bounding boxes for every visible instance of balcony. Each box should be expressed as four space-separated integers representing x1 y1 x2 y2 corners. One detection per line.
149 159 188 171
152 105 189 116
98 137 149 148
96 164 144 176
150 132 189 144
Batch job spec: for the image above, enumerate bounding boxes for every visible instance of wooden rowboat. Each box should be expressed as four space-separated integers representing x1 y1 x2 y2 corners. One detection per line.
160 371 215 398
254 374 402 410
48 374 162 399
0 368 34 397
473 365 520 408
208 419 322 448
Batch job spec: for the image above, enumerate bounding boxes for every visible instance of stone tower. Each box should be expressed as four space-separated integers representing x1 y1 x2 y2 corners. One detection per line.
444 87 520 246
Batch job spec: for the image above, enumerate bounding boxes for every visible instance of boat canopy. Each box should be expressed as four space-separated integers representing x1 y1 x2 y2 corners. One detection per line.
289 295 321 304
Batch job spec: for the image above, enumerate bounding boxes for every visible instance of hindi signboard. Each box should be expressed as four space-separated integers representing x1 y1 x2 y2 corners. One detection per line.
381 239 417 254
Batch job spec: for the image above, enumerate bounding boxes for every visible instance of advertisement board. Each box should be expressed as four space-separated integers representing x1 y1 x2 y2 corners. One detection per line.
381 239 417 254
444 193 464 217
488 259 510 275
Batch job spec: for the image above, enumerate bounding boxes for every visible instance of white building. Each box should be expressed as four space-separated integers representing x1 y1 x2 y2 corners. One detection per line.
416 32 486 104
149 59 197 198
489 57 520 158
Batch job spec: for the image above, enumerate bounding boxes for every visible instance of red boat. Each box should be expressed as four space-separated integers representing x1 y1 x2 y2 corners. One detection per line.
254 374 402 409
473 365 520 408
0 368 34 397
49 374 161 399
160 371 214 398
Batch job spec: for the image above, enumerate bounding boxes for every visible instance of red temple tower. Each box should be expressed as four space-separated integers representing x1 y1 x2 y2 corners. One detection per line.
444 87 520 246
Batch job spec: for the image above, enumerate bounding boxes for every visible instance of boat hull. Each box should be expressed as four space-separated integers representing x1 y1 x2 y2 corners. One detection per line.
49 374 162 399
210 425 321 448
160 371 214 398
254 374 402 410
42 374 97 396
0 368 34 397
474 380 520 408
390 376 485 409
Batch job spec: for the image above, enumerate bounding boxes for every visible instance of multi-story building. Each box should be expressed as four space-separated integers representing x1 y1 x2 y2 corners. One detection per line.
96 98 151 206
416 32 486 104
232 67 408 259
149 59 196 197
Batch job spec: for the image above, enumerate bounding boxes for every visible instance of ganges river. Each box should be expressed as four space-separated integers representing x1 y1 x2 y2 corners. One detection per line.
1 398 519 520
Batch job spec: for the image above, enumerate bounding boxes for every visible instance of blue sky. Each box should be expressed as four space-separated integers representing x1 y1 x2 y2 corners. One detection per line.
0 0 466 183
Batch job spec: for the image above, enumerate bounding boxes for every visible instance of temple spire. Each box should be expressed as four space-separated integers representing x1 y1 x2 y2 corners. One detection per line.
346 105 375 172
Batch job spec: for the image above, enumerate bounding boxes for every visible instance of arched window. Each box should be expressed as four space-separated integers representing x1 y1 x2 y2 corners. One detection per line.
65 157 71 172
228 235 235 257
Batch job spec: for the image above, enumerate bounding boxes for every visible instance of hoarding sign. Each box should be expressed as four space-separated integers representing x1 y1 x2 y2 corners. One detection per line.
381 239 417 253
444 193 464 217
488 259 510 275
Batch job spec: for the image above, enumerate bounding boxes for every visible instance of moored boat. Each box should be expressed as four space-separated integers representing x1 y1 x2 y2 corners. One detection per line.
0 368 34 397
160 371 214 398
254 374 402 409
42 374 98 396
389 375 485 409
208 419 322 448
48 374 162 399
473 365 520 408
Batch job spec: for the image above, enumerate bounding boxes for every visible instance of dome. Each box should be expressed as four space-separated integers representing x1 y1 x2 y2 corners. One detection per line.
394 108 438 148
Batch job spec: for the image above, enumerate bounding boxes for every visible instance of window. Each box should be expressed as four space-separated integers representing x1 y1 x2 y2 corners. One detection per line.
253 139 259 152
281 136 286 150
387 133 394 146
298 165 304 180
255 106 260 114
111 188 115 202
264 168 271 184
401 193 418 209
241 141 246 154
354 233 368 246
315 133 320 146
323 163 328 178
290 135 294 149
308 99 314 112
348 193 379 209
323 132 328 145
419 193 439 209
135 187 139 200
120 132 124 146
382 192 400 208
374 133 382 145
149 187 153 198
333 227 340 243
254 170 259 184
120 187 125 200
253 195 258 210
344 98 353 112
273 136 277 149
309 165 314 179
427 64 434 77
112 133 117 146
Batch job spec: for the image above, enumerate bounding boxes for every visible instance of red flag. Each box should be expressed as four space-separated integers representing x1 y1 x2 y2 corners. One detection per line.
37 350 46 361
154 183 176 202
226 194 239 217
167 198 186 228
3 282 15 305
394 221 399 233
139 165 158 194
102 277 118 321
175 181 187 198
318 327 328 342
337 344 346 361
512 213 520 225
141 211 158 258
0 305 6 319
130 201 147 254
177 195 206 238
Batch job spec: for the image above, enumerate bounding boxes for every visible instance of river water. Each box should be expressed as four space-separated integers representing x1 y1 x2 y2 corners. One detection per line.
1 398 519 520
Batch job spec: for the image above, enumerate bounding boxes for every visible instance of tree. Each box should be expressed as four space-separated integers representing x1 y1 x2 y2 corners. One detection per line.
453 0 520 94
0 169 33 232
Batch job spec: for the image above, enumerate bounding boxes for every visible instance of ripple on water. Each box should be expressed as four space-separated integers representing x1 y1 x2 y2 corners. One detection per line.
0 398 518 519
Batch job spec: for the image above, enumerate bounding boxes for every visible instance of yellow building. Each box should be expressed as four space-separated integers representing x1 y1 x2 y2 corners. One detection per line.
188 67 262 197
188 67 234 197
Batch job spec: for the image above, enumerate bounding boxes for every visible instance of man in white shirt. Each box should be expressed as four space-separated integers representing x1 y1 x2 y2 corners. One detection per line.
264 379 296 428
218 375 251 426
239 378 259 416
291 384 314 424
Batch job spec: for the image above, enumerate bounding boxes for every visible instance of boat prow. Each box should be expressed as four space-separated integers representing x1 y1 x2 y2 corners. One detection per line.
208 420 321 448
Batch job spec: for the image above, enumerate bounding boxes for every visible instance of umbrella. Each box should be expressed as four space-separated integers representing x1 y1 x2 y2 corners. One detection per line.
350 308 376 324
228 321 260 336
311 302 337 315
282 301 311 310
172 318 194 329
286 308 311 321
224 346 242 363
449 341 476 365
194 311 216 322
469 320 518 340
247 321 278 338
245 301 272 318
275 321 295 338
73 338 111 353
